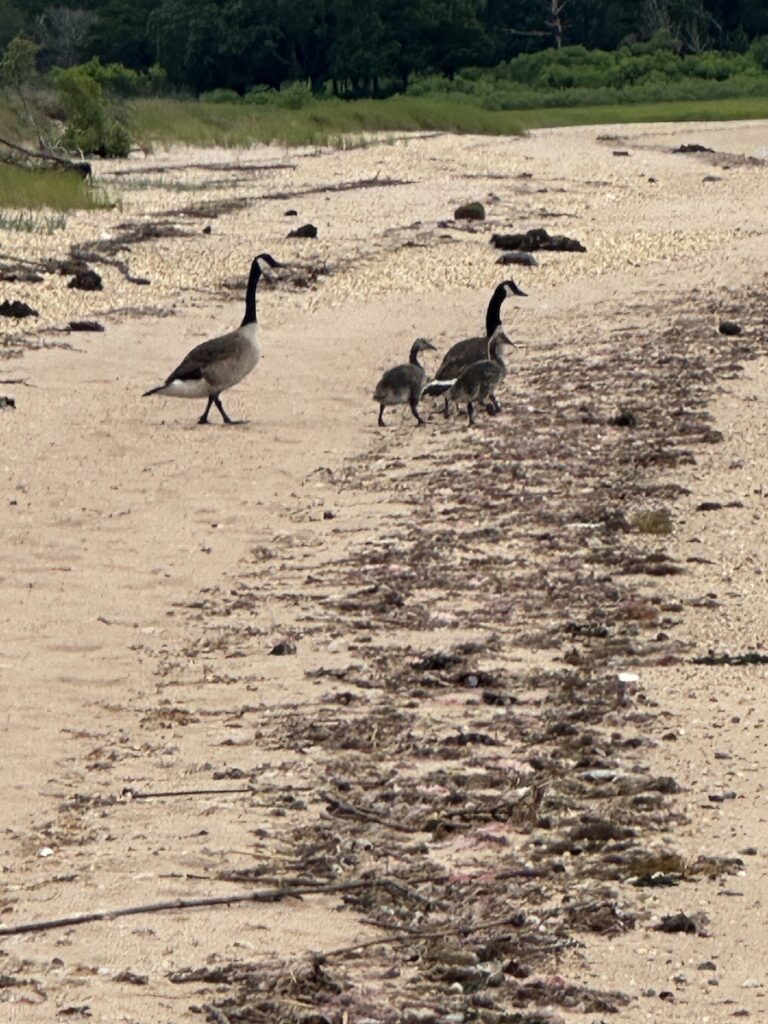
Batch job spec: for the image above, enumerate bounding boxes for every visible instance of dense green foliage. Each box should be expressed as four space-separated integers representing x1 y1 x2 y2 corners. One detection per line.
2 0 768 96
1 1 767 157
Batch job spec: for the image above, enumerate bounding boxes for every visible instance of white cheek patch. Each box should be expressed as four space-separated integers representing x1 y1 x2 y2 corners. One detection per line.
162 378 213 399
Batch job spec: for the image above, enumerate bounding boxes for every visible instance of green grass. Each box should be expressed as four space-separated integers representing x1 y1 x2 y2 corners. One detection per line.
513 94 768 130
128 93 768 149
129 95 525 147
0 162 111 211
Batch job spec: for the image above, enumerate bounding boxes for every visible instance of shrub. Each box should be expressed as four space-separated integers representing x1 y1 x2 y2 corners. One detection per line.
53 64 131 157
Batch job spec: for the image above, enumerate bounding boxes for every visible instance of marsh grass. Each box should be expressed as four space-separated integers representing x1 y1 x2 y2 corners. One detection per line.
0 209 68 232
129 94 768 149
129 96 525 148
0 162 111 211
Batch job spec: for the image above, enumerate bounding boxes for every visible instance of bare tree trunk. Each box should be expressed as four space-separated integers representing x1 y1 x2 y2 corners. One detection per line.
546 0 566 49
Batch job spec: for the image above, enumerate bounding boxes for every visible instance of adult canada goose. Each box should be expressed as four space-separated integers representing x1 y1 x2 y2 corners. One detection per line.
448 327 515 426
374 338 437 427
143 252 281 424
422 279 526 408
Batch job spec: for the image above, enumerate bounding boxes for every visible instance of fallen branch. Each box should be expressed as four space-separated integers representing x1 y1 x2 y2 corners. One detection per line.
0 878 391 938
0 134 91 178
123 786 255 799
320 791 421 834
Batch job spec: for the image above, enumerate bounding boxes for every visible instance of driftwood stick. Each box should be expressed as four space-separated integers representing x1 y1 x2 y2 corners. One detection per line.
123 786 255 799
323 912 526 960
0 878 382 939
320 791 420 834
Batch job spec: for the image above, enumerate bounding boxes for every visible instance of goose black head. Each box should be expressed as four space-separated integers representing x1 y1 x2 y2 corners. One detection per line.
409 337 437 364
502 279 526 298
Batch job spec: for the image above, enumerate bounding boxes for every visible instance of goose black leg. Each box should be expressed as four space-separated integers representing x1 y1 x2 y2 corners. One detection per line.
198 396 215 425
378 404 386 427
443 396 450 419
467 401 476 426
214 394 247 425
487 393 502 415
409 395 426 426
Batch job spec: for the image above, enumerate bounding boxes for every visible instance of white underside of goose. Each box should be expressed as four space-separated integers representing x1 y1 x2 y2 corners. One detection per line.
158 378 218 399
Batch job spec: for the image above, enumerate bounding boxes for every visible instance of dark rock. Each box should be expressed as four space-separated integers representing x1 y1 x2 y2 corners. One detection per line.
673 143 714 153
0 269 43 283
287 223 317 239
323 509 335 520
496 251 539 267
718 320 742 336
68 268 103 291
69 320 105 332
270 640 297 656
703 175 722 182
612 150 630 156
491 228 586 253
202 225 212 234
454 201 485 221
653 911 708 935
0 396 16 410
0 299 38 318
609 408 637 428
284 209 298 216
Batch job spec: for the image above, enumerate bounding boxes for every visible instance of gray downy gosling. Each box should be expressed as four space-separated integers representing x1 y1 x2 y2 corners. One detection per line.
422 279 526 414
374 338 437 427
143 252 281 425
448 327 516 426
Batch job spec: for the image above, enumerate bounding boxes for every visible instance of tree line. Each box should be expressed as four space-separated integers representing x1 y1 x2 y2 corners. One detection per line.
2 0 767 96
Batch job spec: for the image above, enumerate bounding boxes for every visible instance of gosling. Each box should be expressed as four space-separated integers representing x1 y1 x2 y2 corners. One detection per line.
373 338 437 427
143 252 281 425
448 328 516 426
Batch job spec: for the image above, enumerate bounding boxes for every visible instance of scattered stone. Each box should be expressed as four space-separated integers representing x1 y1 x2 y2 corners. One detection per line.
703 175 722 182
708 791 736 802
0 396 15 410
0 299 38 318
284 209 298 216
698 962 717 972
740 847 758 855
0 268 43 283
673 143 714 153
719 320 742 335
269 640 297 656
496 251 539 266
653 911 709 935
454 201 485 221
323 510 335 520
491 228 586 253
113 969 149 985
68 320 105 332
612 150 630 156
67 267 103 291
287 223 317 239
609 408 637 427
202 225 212 234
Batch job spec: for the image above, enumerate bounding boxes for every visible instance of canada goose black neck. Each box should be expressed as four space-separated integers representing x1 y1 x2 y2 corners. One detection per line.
240 251 281 328
484 279 525 337
409 341 425 366
240 258 262 327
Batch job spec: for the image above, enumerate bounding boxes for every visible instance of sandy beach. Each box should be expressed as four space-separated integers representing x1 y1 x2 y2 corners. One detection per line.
1 121 767 1022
